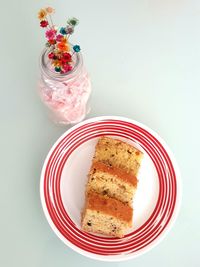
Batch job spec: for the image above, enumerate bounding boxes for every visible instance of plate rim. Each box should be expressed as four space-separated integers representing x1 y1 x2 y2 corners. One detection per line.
40 116 182 262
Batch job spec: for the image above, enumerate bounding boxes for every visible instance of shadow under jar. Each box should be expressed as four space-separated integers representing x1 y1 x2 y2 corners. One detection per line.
38 47 92 125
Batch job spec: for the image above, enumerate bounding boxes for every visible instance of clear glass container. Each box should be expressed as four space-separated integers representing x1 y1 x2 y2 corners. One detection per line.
38 47 91 124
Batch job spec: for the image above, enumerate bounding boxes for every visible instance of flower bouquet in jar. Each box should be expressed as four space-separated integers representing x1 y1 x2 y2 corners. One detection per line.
37 7 91 124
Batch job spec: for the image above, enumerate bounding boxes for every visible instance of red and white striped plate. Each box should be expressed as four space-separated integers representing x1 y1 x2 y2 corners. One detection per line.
40 116 181 261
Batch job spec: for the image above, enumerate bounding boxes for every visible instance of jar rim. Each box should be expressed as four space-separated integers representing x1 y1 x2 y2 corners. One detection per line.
39 46 83 81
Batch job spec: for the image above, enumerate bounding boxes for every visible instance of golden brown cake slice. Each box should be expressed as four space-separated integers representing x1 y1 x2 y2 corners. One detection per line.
87 161 138 206
81 136 143 238
93 136 143 177
82 191 133 238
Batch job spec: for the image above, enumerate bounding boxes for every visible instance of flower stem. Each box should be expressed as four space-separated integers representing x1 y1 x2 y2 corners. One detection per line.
45 17 51 30
49 14 54 28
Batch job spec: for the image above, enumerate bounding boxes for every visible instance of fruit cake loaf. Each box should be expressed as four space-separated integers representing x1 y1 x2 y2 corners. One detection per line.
81 136 143 238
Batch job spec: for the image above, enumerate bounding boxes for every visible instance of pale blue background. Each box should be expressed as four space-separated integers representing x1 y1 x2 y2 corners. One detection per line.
0 0 199 266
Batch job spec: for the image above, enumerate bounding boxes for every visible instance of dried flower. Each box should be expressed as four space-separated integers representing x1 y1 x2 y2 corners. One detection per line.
53 59 60 66
60 54 71 65
63 63 72 73
60 27 67 35
55 66 61 72
40 20 48 28
45 29 57 40
67 17 79 26
38 9 47 20
57 42 69 52
56 34 64 42
48 39 56 45
48 52 55 59
63 52 72 62
45 7 55 14
38 7 81 73
73 45 81 52
66 26 74 35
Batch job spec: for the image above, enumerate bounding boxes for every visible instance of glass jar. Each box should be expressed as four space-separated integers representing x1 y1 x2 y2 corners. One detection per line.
38 47 91 124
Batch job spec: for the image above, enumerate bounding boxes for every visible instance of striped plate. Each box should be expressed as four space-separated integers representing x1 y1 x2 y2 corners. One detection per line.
40 116 181 261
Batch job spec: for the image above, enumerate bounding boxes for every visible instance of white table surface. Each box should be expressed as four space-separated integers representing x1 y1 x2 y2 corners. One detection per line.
0 1 200 266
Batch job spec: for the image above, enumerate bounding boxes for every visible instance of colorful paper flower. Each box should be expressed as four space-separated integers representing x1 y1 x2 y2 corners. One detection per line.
60 27 67 35
57 42 69 52
60 58 66 65
48 39 56 45
57 37 67 45
45 29 57 40
73 45 81 52
67 17 79 26
48 52 55 59
55 66 61 72
56 34 64 42
66 26 74 35
38 7 81 73
63 52 72 62
62 63 72 73
60 54 72 65
40 20 48 28
38 9 47 20
45 7 55 14
53 59 61 66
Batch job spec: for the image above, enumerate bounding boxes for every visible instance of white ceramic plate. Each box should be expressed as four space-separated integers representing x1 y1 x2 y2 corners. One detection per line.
40 116 181 261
